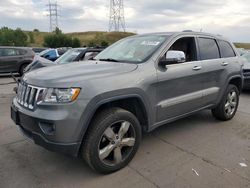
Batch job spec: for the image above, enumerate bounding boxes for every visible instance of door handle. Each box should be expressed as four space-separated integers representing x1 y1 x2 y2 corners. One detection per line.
193 66 202 71
221 62 228 66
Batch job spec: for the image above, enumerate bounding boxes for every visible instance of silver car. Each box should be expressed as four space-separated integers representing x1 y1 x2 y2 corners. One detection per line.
11 31 243 173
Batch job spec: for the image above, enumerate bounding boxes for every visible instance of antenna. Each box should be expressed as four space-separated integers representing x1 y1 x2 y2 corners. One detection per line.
109 0 126 32
46 0 59 32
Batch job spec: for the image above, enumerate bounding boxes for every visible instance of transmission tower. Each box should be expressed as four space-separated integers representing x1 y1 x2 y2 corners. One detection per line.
109 0 126 32
47 0 59 32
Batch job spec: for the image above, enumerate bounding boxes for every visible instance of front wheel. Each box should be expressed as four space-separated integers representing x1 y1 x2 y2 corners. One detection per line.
212 84 239 121
81 108 142 174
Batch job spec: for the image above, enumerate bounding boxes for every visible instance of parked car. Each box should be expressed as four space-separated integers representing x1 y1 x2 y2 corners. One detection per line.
32 47 48 55
39 48 68 61
11 31 243 174
236 48 248 56
0 46 35 75
24 47 104 73
242 52 250 89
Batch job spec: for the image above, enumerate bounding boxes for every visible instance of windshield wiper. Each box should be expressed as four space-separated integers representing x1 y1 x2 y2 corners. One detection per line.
98 58 120 62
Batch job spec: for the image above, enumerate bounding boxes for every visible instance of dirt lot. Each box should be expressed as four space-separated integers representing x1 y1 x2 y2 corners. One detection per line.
0 77 250 188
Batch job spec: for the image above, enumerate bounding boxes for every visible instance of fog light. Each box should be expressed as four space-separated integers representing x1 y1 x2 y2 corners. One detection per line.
39 122 55 135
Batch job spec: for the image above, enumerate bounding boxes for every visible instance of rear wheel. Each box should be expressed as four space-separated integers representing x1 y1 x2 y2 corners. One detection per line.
81 107 142 174
212 84 239 121
19 64 28 76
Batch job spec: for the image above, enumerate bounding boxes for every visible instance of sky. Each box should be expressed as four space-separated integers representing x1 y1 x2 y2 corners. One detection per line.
0 0 250 42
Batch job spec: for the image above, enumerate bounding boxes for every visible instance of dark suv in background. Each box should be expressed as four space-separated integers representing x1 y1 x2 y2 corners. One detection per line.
0 47 35 75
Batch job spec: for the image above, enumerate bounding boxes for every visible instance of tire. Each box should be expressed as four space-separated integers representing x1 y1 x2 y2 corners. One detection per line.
81 107 142 174
212 84 239 121
19 64 28 76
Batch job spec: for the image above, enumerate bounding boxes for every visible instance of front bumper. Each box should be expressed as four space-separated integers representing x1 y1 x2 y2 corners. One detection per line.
11 97 87 157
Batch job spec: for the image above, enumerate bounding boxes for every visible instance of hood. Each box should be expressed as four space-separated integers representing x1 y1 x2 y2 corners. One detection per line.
25 55 55 73
23 60 138 87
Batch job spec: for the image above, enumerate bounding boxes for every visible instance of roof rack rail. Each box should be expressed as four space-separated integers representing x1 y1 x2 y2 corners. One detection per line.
182 30 193 32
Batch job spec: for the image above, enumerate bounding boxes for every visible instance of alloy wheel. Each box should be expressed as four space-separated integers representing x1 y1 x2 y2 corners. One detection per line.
224 90 237 116
98 121 136 166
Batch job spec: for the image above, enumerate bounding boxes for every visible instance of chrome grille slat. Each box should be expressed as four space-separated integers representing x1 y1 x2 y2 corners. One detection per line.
24 86 31 107
17 82 45 110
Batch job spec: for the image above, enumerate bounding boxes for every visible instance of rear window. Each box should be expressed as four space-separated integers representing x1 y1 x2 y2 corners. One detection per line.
218 40 236 58
198 38 220 60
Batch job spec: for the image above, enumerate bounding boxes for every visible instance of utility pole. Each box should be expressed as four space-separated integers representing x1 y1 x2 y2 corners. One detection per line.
109 0 126 32
47 0 59 32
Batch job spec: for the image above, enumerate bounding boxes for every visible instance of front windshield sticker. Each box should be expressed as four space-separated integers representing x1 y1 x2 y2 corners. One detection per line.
140 41 161 46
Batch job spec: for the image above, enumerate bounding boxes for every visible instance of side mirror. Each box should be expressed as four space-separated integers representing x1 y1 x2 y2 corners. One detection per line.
159 50 186 66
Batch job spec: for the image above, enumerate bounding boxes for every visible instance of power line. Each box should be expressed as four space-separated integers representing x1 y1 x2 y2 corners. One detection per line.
109 0 126 32
46 0 59 32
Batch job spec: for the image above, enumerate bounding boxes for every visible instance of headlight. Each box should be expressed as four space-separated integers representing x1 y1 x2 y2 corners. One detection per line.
43 88 81 103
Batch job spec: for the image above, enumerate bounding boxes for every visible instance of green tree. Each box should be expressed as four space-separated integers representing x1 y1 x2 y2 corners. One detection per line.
0 27 28 46
43 28 81 48
72 38 81 47
101 40 109 47
28 32 35 44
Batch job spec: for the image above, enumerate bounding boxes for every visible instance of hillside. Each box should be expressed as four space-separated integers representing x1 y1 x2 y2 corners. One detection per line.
24 31 250 49
26 31 135 47
234 43 250 49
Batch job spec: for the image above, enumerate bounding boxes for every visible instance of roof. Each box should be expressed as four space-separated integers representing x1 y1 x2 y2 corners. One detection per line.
134 31 229 41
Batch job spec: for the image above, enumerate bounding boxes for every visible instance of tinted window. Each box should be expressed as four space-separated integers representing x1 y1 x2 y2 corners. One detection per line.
168 37 197 63
218 40 235 58
43 50 57 58
0 49 17 56
198 38 220 60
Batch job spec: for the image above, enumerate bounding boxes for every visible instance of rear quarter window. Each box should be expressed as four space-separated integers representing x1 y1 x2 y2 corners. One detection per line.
218 40 236 58
197 37 220 60
17 49 27 55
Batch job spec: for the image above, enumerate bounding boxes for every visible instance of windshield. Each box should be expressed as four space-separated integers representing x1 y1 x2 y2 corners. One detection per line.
94 35 169 63
55 48 85 64
243 53 250 62
39 49 51 56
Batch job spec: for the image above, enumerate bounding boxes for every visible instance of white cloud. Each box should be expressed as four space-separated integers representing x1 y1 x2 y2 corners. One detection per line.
0 0 250 42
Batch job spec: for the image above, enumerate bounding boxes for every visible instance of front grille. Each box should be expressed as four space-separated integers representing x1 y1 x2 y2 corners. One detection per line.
17 82 45 110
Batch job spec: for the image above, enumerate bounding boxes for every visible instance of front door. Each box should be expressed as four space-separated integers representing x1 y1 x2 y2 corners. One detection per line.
156 36 205 123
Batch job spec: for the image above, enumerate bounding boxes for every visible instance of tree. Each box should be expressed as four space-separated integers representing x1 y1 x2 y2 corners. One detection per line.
0 27 28 46
28 32 35 44
72 38 81 47
43 28 81 48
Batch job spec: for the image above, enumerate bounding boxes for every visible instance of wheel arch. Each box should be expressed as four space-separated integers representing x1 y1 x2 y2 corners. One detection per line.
228 76 243 93
77 92 152 156
18 61 32 73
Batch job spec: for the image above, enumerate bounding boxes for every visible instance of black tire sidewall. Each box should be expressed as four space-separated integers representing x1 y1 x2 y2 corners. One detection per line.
19 64 28 76
86 109 141 174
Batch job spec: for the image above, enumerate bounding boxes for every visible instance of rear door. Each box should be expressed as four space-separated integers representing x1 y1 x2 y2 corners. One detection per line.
197 37 229 105
0 48 20 73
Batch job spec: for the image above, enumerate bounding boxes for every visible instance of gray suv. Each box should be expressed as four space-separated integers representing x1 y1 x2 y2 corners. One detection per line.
11 31 243 174
0 47 35 75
